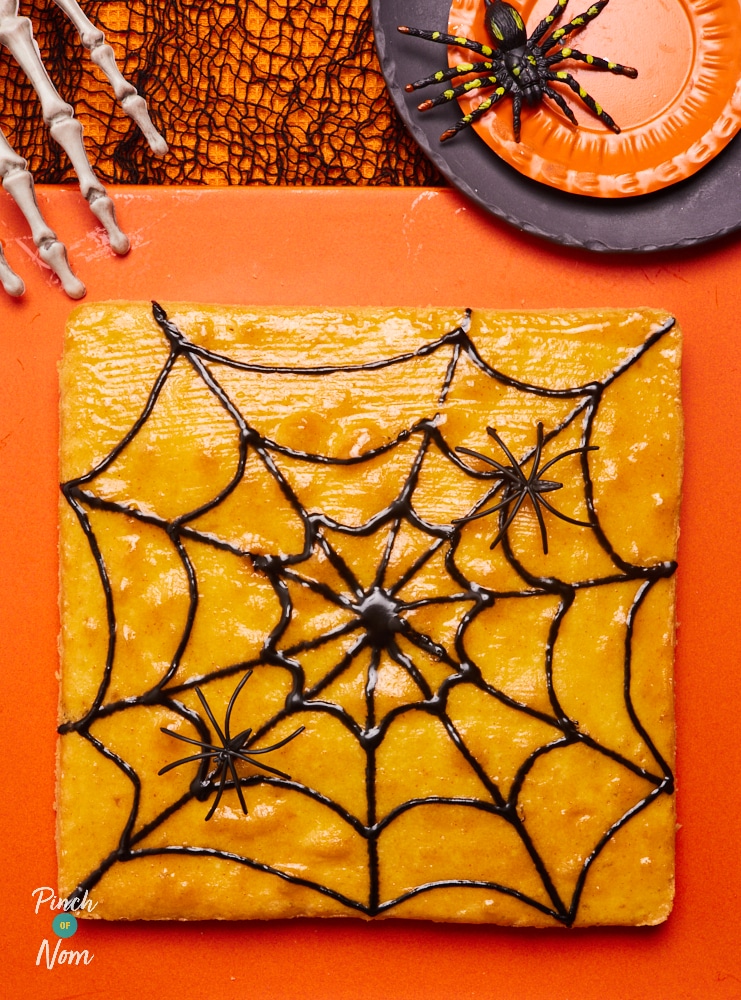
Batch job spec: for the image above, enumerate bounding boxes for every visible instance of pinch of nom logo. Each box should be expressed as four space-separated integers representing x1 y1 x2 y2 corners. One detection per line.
32 887 96 969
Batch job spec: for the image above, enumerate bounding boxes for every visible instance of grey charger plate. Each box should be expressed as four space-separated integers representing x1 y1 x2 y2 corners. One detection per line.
373 0 741 253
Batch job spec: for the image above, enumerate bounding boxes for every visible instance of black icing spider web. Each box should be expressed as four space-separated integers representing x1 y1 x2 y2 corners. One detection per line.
59 305 676 925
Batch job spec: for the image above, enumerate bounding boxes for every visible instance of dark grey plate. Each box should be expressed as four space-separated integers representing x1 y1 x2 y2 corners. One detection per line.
373 0 741 253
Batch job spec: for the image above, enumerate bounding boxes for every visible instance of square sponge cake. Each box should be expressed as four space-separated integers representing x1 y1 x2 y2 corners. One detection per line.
58 302 682 926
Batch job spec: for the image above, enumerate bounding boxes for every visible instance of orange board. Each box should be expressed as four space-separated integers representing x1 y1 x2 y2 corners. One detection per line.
1 186 740 999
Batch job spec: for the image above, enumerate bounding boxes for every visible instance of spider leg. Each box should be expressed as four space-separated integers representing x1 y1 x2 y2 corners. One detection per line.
538 444 599 477
531 0 571 45
486 426 527 479
542 0 610 51
512 89 523 143
456 444 513 476
157 750 223 776
527 423 547 486
548 70 621 132
238 755 294 780
51 0 167 155
0 127 85 297
195 686 228 745
529 491 551 553
204 764 228 821
226 756 249 815
0 7 128 254
453 477 506 515
397 25 496 59
536 493 594 528
454 488 514 526
241 726 305 755
440 94 509 142
159 728 221 752
543 85 578 126
404 59 499 93
417 73 505 113
224 669 254 744
489 492 527 550
546 47 637 78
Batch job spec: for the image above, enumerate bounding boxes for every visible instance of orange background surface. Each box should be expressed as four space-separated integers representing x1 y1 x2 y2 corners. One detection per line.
1 186 740 999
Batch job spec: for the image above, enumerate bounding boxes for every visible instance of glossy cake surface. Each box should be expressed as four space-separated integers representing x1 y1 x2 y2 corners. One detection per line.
58 302 682 925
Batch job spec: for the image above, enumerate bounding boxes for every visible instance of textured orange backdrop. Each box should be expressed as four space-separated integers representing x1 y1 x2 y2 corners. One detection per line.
0 0 440 186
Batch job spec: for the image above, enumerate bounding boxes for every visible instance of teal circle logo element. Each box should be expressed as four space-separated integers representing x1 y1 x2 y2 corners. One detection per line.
52 913 78 938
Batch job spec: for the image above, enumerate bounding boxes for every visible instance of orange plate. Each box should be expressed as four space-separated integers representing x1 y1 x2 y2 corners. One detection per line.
2 186 740 999
448 0 741 196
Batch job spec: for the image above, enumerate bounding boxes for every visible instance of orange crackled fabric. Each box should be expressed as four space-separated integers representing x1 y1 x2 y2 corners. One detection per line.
0 0 441 186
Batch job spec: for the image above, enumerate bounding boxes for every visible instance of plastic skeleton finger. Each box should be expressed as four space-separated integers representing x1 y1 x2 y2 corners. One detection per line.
0 0 167 297
0 3 127 254
0 126 85 297
0 207 23 295
0 130 24 297
52 0 168 157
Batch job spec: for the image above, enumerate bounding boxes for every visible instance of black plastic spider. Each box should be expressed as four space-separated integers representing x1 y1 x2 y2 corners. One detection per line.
398 0 637 142
455 422 597 553
159 670 304 821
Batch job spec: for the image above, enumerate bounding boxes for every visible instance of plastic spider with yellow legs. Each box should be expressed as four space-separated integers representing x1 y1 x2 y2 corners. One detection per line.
399 0 637 144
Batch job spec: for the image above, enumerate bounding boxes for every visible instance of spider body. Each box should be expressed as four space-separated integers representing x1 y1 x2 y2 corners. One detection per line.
159 670 304 821
455 422 597 554
398 0 637 142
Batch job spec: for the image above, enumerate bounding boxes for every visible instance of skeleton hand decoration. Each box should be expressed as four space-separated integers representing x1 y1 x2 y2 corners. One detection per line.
0 0 167 298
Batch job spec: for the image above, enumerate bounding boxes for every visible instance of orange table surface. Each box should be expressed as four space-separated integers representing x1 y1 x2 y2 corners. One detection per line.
1 186 739 1000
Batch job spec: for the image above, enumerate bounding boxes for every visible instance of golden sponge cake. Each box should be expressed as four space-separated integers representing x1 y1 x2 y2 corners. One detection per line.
58 302 681 925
